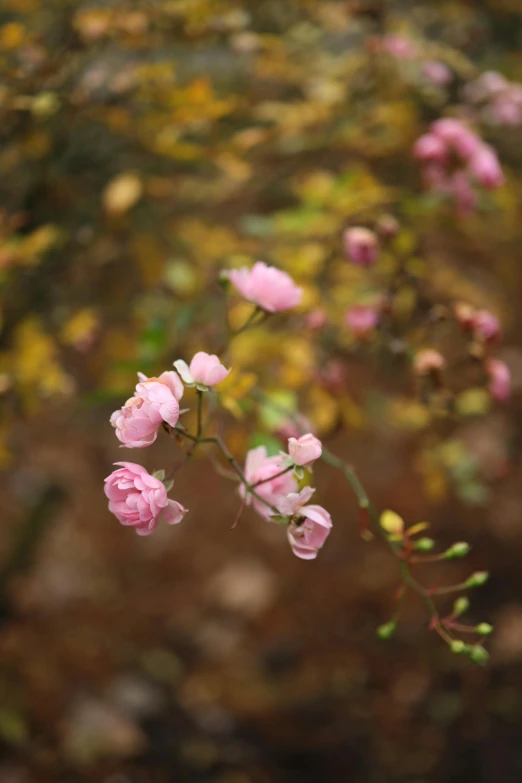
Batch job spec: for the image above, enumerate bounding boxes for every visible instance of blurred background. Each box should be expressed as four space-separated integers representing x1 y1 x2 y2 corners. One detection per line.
1 1 522 781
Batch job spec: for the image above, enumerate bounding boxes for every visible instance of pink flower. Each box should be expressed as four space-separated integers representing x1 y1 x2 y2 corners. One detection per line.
288 433 322 467
345 305 380 338
174 352 230 388
423 60 452 86
305 309 327 330
278 486 315 516
469 145 504 189
241 446 298 520
111 371 184 448
381 34 417 60
487 359 511 402
104 462 187 536
472 310 500 342
287 505 332 560
413 349 445 375
413 133 447 163
226 261 302 312
343 227 379 266
431 118 482 158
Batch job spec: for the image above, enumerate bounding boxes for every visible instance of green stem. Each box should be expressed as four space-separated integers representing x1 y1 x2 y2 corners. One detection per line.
252 465 294 489
196 389 204 440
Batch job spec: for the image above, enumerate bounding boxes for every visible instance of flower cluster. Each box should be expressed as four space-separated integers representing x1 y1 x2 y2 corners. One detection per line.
413 118 504 212
464 71 522 126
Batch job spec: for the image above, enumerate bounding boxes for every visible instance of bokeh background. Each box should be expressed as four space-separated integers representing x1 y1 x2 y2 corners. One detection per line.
1 1 522 781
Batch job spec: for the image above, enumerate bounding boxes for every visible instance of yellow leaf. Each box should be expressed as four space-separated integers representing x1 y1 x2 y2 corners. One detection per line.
103 172 143 215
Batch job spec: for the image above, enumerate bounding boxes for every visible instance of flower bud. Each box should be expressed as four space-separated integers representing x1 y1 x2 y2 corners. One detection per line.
376 214 399 239
413 349 445 376
469 645 489 665
476 623 493 636
444 542 471 559
453 596 470 616
343 227 379 266
415 537 435 551
450 640 467 654
465 571 489 588
380 510 404 536
377 621 396 640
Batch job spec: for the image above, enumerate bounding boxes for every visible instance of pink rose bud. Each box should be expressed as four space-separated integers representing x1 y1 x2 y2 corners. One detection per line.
344 305 380 338
288 433 322 467
431 118 482 159
423 60 452 86
343 227 379 266
111 371 184 448
469 145 504 189
241 446 298 520
472 310 500 342
454 301 477 330
226 261 302 312
413 133 448 163
413 349 445 375
174 351 230 387
287 505 332 560
104 462 187 536
305 308 327 330
486 359 511 402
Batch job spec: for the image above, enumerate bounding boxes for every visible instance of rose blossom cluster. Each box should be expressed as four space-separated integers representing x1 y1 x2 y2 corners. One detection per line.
241 433 332 560
105 264 333 560
413 118 504 212
464 71 522 127
105 350 230 535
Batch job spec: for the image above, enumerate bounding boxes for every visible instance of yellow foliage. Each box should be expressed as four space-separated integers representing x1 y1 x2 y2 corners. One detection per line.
103 173 143 215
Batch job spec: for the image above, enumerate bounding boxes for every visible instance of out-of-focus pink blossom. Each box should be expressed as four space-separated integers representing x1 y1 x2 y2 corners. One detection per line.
343 227 379 266
431 118 482 158
487 359 511 402
413 349 445 375
288 433 322 467
276 413 313 442
104 462 187 536
469 145 505 189
226 261 302 312
472 310 500 342
413 133 448 163
423 60 452 86
345 305 380 338
111 371 184 448
305 309 327 330
381 34 417 60
174 352 230 387
287 505 332 560
241 446 298 520
464 71 522 127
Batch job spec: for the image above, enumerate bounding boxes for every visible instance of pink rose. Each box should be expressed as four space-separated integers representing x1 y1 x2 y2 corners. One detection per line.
487 359 511 402
104 462 187 536
469 145 504 189
174 351 230 387
111 371 184 448
226 261 302 312
413 133 447 163
287 505 332 560
278 486 315 517
472 310 500 342
288 433 322 467
423 60 452 86
345 305 380 338
343 227 379 266
431 119 482 159
241 446 298 520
